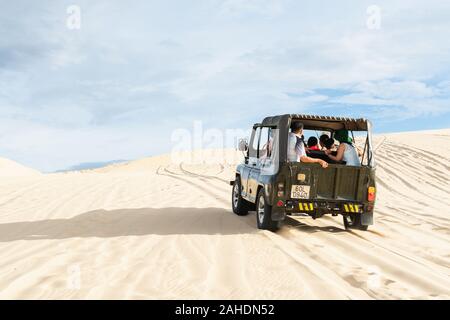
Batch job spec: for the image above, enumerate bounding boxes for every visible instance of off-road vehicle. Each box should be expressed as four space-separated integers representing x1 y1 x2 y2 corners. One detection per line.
231 114 376 231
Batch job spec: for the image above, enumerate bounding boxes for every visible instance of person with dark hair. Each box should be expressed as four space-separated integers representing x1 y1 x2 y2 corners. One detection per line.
307 136 320 151
288 122 328 168
324 137 335 150
325 129 360 166
319 134 329 150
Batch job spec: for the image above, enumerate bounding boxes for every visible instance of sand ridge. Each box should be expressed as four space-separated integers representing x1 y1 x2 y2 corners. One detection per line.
0 158 41 178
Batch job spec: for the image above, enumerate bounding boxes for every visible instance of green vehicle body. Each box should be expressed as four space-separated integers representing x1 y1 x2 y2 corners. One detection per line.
231 114 377 231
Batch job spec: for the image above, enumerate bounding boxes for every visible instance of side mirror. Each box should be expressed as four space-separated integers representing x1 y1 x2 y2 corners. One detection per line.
238 138 248 152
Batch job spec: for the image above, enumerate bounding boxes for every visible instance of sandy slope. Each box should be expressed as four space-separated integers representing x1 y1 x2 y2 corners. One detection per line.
0 158 41 177
0 130 449 299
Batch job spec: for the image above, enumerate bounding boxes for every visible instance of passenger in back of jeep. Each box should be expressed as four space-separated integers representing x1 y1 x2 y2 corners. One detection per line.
320 137 344 164
307 137 320 151
325 130 360 166
319 134 329 150
288 122 328 168
324 138 335 151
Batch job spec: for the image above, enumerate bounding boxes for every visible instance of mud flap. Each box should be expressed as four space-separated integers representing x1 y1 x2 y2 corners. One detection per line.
361 212 373 226
271 209 286 221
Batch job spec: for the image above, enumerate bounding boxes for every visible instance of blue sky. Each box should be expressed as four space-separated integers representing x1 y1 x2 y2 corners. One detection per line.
0 0 449 171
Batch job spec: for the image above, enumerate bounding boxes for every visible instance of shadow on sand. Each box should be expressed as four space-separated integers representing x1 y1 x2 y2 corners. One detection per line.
0 207 256 242
0 208 347 242
284 216 347 234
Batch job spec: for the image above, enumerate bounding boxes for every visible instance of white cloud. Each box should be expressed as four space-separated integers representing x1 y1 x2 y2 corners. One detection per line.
330 80 450 118
0 0 450 170
220 0 285 17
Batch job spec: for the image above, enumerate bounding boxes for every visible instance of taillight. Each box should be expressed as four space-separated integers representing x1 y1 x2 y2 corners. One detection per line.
368 187 376 202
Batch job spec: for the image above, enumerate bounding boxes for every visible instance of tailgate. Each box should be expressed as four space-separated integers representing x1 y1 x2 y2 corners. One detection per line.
289 163 370 202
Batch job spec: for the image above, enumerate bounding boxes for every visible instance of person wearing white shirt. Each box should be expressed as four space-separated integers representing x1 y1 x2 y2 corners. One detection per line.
325 129 361 167
288 122 328 168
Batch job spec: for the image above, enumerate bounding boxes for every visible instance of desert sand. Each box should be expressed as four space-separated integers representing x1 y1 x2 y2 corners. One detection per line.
0 129 449 299
0 158 41 178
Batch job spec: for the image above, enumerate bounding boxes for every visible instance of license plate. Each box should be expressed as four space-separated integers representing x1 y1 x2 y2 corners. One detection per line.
291 185 310 199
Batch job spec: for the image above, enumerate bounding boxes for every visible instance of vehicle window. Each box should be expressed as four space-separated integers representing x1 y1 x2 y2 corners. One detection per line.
259 127 270 156
249 127 278 163
268 128 278 160
260 128 280 174
249 126 275 161
249 127 260 159
252 128 261 151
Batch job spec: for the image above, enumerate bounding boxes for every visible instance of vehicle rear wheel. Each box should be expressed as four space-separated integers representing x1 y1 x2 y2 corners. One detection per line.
343 214 369 231
232 178 252 216
256 188 279 231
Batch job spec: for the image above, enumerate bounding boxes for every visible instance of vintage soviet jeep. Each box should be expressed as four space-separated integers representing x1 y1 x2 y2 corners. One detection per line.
230 114 376 231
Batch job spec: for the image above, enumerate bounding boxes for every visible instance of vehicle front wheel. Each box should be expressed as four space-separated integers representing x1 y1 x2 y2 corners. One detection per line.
256 188 279 231
343 214 369 231
232 178 252 216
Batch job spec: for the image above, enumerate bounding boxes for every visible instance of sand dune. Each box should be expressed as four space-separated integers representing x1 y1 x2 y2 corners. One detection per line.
0 130 449 299
0 158 41 178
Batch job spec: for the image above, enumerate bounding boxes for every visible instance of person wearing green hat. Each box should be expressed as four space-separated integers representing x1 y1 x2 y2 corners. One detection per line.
325 129 360 166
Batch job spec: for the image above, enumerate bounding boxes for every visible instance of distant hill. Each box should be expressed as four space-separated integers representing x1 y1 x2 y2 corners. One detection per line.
56 160 129 173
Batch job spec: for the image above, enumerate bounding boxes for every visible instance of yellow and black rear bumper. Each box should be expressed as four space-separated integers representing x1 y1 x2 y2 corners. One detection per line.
285 200 366 214
274 200 374 225
342 203 363 213
298 202 314 212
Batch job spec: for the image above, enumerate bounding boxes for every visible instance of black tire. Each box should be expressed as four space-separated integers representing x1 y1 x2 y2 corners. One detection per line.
343 214 369 231
232 178 252 216
256 188 279 231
